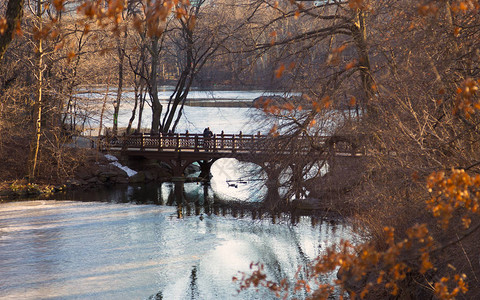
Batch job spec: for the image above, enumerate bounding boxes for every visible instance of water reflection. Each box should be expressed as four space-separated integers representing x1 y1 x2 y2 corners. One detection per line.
0 186 352 300
48 182 339 226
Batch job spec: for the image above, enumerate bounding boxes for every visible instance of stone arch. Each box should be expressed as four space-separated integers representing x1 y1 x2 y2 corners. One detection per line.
154 157 218 179
196 159 217 179
153 158 196 177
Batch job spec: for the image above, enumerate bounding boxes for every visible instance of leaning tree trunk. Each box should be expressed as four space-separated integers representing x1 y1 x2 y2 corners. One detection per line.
98 76 111 136
126 81 141 134
162 25 194 133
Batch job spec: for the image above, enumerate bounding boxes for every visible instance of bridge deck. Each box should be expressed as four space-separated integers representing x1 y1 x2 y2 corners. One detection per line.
98 132 365 159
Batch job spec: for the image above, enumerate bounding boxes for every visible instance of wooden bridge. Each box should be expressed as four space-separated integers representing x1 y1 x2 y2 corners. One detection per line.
99 131 364 178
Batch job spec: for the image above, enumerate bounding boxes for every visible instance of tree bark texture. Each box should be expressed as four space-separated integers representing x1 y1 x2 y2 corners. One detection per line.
0 0 24 61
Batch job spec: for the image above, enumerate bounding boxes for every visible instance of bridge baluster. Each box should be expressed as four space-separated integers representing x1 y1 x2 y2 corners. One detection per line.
239 131 243 150
194 134 199 152
220 131 224 149
257 131 262 152
175 133 180 151
158 133 163 151
140 133 144 151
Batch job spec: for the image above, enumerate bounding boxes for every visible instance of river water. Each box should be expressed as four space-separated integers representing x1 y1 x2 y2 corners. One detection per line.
75 87 290 135
0 195 352 300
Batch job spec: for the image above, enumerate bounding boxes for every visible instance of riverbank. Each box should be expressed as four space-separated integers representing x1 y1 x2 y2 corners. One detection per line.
0 180 58 200
0 147 216 203
0 151 144 201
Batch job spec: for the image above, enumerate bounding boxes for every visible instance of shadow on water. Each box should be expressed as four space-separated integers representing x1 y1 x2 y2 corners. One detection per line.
46 181 340 225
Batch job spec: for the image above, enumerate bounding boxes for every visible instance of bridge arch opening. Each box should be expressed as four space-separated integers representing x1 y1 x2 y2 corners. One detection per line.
210 158 267 202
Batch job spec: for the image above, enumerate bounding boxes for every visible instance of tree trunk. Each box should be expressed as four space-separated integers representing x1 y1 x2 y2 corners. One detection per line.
98 76 111 136
137 89 145 133
29 0 43 180
126 81 141 134
0 0 24 61
150 37 162 133
162 27 194 133
352 10 376 116
113 33 126 136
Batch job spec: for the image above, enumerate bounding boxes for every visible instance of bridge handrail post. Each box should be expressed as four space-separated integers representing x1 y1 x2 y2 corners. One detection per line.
257 131 262 151
140 133 144 151
251 134 254 152
175 133 180 151
239 131 243 150
194 134 199 152
232 134 236 153
158 132 163 151
213 134 217 151
220 131 224 149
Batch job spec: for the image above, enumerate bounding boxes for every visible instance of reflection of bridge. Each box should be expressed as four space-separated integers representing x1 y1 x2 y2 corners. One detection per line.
99 132 364 178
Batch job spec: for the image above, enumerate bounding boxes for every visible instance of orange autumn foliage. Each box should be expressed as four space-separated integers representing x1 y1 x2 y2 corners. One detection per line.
236 192 471 299
453 78 480 118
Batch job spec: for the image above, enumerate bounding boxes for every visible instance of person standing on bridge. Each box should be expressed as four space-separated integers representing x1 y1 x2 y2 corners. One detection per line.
203 127 213 151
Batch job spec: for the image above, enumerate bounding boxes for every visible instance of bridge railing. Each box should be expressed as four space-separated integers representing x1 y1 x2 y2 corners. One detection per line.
101 132 274 152
98 132 364 156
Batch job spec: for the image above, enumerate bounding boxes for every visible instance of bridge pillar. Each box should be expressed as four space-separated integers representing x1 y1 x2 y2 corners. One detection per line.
172 178 187 219
290 163 304 200
198 159 217 180
200 183 210 206
262 164 283 209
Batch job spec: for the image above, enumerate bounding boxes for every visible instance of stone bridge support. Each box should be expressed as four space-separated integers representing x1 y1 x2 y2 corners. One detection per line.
261 163 283 209
197 159 217 179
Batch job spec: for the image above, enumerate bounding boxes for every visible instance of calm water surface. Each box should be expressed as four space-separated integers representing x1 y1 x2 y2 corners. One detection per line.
0 192 351 300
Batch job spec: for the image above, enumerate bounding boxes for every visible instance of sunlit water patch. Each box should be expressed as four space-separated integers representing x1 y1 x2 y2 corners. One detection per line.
210 158 267 202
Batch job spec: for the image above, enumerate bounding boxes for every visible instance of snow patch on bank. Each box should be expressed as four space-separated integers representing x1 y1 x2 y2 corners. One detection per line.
104 154 119 161
105 154 138 177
